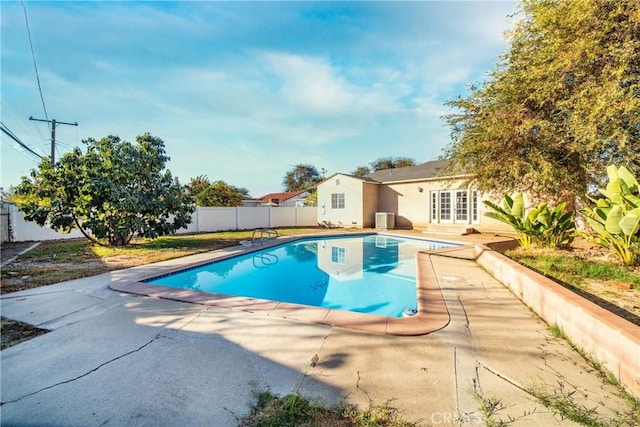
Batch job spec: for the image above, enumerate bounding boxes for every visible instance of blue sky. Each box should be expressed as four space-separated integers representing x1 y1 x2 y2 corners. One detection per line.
1 1 517 197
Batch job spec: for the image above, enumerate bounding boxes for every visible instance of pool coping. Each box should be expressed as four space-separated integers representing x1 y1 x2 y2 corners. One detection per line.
109 231 464 336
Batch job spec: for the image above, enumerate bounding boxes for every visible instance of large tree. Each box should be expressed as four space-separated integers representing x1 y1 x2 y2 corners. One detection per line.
282 164 322 192
13 133 194 246
369 157 416 172
195 180 245 207
444 0 640 203
187 176 249 206
351 166 371 177
186 175 211 198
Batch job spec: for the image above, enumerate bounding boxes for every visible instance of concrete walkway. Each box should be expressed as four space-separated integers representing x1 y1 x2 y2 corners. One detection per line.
1 243 635 426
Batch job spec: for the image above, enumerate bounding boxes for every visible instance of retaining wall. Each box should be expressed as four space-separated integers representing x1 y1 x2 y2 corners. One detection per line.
475 243 640 398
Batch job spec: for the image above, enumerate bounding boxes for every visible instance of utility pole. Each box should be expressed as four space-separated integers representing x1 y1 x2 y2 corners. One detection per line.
29 116 78 164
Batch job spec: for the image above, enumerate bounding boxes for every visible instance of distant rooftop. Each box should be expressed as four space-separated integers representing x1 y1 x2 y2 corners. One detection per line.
258 190 307 205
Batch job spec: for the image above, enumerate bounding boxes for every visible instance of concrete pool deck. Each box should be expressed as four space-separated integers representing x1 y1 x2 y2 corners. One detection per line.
1 232 637 425
109 232 457 336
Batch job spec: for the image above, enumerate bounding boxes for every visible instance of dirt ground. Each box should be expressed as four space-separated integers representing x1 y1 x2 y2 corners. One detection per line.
1 316 49 350
509 238 640 325
1 241 39 265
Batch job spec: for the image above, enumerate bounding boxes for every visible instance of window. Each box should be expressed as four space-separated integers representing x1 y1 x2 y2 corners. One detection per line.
455 190 468 222
331 246 346 264
331 193 345 209
439 192 452 222
430 191 438 222
471 190 479 223
430 189 480 225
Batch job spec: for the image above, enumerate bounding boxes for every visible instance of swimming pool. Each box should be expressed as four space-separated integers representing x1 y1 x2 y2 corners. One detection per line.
143 234 457 317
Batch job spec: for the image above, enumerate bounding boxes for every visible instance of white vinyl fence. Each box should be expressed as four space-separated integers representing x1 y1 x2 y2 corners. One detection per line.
1 203 317 243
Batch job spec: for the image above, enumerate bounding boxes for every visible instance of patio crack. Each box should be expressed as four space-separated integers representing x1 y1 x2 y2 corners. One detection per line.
1 333 161 406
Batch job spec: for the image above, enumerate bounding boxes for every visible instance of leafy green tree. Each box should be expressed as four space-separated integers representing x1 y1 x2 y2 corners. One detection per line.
351 166 371 177
229 184 250 199
13 133 194 246
444 0 640 203
195 180 244 207
369 157 416 172
187 175 211 198
187 176 249 206
282 164 322 192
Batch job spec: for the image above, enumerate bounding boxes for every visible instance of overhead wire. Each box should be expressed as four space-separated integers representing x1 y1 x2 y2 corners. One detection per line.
21 0 50 133
0 100 47 152
0 121 44 161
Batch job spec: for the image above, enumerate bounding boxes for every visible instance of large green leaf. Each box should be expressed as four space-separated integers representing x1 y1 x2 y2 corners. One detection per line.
512 193 525 219
617 165 639 194
604 205 624 235
619 209 640 237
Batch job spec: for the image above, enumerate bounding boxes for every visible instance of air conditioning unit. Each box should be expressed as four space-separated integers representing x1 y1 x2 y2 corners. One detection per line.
375 212 395 230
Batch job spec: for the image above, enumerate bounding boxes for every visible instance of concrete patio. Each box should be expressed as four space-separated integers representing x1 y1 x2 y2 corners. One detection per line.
1 234 636 426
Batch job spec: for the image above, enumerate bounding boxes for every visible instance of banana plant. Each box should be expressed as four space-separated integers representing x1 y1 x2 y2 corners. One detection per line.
484 193 576 249
531 202 576 248
581 165 640 266
483 193 539 248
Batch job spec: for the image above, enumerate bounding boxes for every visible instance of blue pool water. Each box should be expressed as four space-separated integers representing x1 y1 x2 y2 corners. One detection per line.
145 235 457 317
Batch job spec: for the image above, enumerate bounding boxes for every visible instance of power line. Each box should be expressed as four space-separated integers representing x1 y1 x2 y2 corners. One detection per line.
0 122 44 161
21 0 49 130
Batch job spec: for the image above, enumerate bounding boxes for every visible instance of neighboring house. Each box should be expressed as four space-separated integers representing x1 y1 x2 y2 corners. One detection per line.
241 198 261 207
258 190 311 207
316 159 511 234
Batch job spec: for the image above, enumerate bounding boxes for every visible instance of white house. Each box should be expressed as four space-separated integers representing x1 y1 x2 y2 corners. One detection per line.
316 160 511 234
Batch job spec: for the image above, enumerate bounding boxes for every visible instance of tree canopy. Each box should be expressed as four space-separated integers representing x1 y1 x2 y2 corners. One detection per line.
282 164 322 192
13 133 194 246
351 166 371 177
186 175 211 198
444 0 640 203
369 157 416 172
187 176 248 206
195 180 246 207
350 157 416 177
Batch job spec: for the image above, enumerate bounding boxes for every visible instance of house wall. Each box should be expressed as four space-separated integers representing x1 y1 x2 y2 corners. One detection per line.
318 173 521 234
317 174 366 227
362 182 379 228
379 179 515 233
378 182 433 229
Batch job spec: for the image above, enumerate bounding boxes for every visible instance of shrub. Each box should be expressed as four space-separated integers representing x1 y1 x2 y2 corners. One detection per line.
580 165 640 266
484 193 575 248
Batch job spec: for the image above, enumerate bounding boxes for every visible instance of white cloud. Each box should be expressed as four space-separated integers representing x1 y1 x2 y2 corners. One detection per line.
1 1 518 196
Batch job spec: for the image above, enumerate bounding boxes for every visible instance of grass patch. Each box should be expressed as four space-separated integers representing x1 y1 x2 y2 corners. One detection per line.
238 391 417 427
527 381 605 427
505 250 640 289
1 228 325 294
